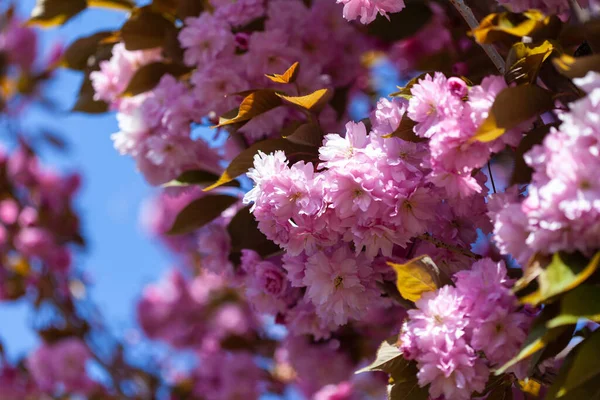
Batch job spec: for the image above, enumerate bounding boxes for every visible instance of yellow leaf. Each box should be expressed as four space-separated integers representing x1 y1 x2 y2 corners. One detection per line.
265 62 300 84
277 88 333 113
388 256 440 302
518 379 542 396
505 40 558 84
9 257 30 276
472 10 561 45
87 0 135 11
216 90 282 127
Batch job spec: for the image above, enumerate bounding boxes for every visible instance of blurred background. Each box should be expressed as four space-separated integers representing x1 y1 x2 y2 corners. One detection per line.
0 0 174 360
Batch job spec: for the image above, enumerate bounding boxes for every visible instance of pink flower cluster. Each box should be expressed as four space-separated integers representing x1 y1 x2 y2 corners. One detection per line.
336 0 406 24
26 338 94 395
491 71 600 260
400 258 531 400
137 269 256 350
0 146 82 299
408 72 529 198
242 89 498 330
91 44 222 185
91 0 372 185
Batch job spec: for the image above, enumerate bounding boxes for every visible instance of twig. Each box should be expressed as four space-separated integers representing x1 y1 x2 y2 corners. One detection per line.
487 161 497 194
449 0 506 74
417 233 481 259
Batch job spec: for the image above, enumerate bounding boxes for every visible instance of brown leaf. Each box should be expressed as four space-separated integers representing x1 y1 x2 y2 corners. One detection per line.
227 205 281 258
121 6 174 51
122 62 191 97
87 0 135 11
472 10 562 45
470 85 554 143
27 0 87 27
553 54 600 79
383 114 424 142
511 123 557 185
216 90 282 127
282 122 323 147
72 76 108 114
61 31 116 71
266 62 300 84
367 2 432 44
505 41 557 85
167 195 239 235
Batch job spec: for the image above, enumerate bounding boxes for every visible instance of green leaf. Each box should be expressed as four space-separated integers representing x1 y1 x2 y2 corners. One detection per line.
265 62 300 84
60 31 116 71
163 170 240 188
356 336 406 375
277 88 333 113
122 62 191 97
547 285 600 328
520 252 600 306
204 139 317 191
388 256 443 303
121 6 174 51
28 0 87 27
470 85 554 144
167 195 238 235
216 90 283 127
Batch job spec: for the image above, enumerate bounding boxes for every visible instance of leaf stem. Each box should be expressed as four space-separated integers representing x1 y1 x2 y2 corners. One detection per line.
449 0 506 74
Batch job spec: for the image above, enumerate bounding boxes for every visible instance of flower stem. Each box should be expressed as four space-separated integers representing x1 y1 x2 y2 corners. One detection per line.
449 0 506 74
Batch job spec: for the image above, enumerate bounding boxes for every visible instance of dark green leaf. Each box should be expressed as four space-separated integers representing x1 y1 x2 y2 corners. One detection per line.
559 330 600 396
167 195 238 235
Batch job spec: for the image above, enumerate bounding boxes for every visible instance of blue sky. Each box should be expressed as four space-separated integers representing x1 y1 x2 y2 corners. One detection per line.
0 1 174 360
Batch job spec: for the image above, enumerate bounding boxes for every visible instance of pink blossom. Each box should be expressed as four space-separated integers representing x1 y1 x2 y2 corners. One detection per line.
178 14 236 67
27 338 93 394
337 0 406 24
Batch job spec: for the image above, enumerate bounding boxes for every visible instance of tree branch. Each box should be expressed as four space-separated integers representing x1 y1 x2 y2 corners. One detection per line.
449 0 506 74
